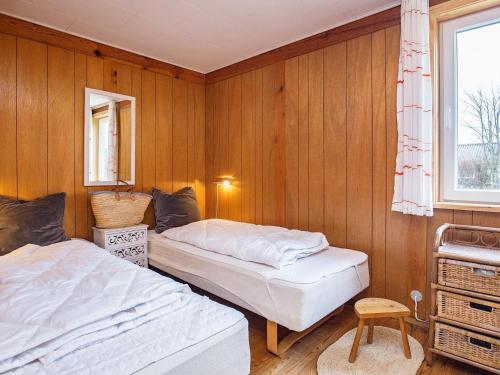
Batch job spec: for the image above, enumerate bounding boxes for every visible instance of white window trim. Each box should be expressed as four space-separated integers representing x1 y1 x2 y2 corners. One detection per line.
438 6 500 206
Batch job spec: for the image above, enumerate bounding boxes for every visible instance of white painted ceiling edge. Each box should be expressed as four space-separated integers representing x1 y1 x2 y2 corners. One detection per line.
0 0 401 73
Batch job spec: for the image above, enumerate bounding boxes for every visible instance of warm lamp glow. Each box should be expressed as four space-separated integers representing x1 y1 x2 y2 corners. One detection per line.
213 176 234 219
213 176 233 186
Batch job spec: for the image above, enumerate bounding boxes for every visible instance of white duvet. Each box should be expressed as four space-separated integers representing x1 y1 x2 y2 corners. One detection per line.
162 219 329 268
0 239 244 374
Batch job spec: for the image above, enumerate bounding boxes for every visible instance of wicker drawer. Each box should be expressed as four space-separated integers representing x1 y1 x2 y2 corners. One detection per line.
437 291 500 333
438 258 500 297
435 323 500 369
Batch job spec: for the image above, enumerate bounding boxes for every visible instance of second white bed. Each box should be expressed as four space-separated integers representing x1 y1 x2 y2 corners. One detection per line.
148 232 369 332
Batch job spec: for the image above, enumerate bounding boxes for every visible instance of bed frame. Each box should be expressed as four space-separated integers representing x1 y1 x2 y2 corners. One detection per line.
266 305 345 355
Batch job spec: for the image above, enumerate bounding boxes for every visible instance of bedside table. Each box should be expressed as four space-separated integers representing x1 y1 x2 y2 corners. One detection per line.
93 224 148 267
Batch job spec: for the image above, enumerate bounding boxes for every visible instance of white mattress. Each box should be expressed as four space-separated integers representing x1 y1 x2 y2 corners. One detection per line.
148 231 369 332
1 240 250 375
137 318 249 375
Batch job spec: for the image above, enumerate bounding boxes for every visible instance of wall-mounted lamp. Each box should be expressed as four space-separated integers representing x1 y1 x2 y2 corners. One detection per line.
213 176 234 218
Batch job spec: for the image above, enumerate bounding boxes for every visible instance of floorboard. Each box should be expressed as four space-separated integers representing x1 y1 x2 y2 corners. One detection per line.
151 267 489 375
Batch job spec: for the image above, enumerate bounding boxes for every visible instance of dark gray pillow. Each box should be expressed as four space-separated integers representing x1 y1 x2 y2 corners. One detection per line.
0 193 69 256
152 187 201 233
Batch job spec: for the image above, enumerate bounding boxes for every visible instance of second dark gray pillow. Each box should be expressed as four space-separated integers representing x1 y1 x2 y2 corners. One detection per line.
152 187 201 233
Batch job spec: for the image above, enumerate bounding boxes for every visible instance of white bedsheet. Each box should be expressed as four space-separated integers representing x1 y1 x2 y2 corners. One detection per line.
162 219 329 268
0 240 247 375
149 232 369 331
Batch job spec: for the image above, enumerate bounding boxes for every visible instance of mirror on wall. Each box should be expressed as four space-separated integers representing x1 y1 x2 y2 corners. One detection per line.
84 88 136 186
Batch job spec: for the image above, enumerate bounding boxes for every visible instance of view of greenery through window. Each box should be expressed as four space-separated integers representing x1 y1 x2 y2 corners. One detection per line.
457 21 500 191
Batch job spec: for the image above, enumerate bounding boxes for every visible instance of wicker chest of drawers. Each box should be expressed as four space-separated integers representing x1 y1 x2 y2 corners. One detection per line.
428 224 500 374
93 224 148 267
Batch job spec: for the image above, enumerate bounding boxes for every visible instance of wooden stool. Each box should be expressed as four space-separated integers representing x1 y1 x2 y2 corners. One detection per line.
348 298 411 363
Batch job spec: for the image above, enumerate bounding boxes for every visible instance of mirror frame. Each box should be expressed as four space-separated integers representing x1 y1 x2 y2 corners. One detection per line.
84 87 136 186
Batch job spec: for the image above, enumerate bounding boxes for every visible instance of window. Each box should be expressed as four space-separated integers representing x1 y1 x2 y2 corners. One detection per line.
439 6 500 205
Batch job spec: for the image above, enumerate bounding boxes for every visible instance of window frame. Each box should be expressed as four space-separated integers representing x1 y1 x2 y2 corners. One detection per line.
431 0 500 212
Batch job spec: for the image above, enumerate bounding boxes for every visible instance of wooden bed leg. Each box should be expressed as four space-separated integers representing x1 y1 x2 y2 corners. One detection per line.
266 305 344 356
266 320 279 355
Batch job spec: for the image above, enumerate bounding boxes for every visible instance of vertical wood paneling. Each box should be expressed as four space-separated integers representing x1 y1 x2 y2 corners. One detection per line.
385 25 410 305
371 30 387 298
74 53 87 239
0 33 17 198
2 32 202 240
262 62 285 226
284 58 299 229
172 79 188 191
86 56 104 237
17 38 47 199
324 42 347 247
254 69 264 224
48 46 75 236
227 76 242 221
187 83 196 190
204 23 499 316
241 71 257 223
205 83 216 218
346 34 372 254
298 55 309 230
132 67 143 193
141 70 156 226
155 74 173 191
308 50 324 233
215 80 229 218
193 83 205 218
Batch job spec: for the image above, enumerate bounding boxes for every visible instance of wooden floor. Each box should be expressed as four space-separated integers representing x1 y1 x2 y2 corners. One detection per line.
151 268 488 375
244 305 489 375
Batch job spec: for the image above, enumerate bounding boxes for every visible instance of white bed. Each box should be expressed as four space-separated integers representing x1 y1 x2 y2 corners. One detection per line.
148 230 369 353
0 240 250 375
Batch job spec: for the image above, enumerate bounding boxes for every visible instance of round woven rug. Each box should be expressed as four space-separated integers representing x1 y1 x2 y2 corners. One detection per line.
317 326 424 375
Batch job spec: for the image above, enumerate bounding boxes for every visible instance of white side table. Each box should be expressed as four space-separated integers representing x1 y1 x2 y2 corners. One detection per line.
93 224 148 267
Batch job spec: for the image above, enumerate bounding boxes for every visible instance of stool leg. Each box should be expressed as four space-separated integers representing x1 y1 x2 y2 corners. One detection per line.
398 317 412 359
349 318 365 363
367 319 374 344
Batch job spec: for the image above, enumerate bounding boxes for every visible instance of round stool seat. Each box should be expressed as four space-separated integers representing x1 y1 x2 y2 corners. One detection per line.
355 298 410 319
349 298 412 363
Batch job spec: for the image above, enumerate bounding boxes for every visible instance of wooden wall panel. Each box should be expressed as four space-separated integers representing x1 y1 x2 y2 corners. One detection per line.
346 34 372 255
205 22 500 316
172 79 188 191
74 53 88 239
227 76 242 222
0 31 204 240
297 56 309 231
17 38 47 199
193 83 206 218
141 70 156 226
384 25 412 305
371 30 387 298
241 71 257 224
262 62 285 226
155 74 173 191
0 33 17 198
324 42 347 247
48 46 75 236
284 58 299 229
85 56 104 237
307 50 324 233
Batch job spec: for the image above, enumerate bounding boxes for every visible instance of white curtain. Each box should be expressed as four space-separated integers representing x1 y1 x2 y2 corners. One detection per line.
392 0 433 216
107 100 119 182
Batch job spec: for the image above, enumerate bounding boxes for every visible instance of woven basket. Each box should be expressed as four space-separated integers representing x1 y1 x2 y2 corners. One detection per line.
434 322 500 369
437 291 500 333
90 191 151 229
438 258 500 297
